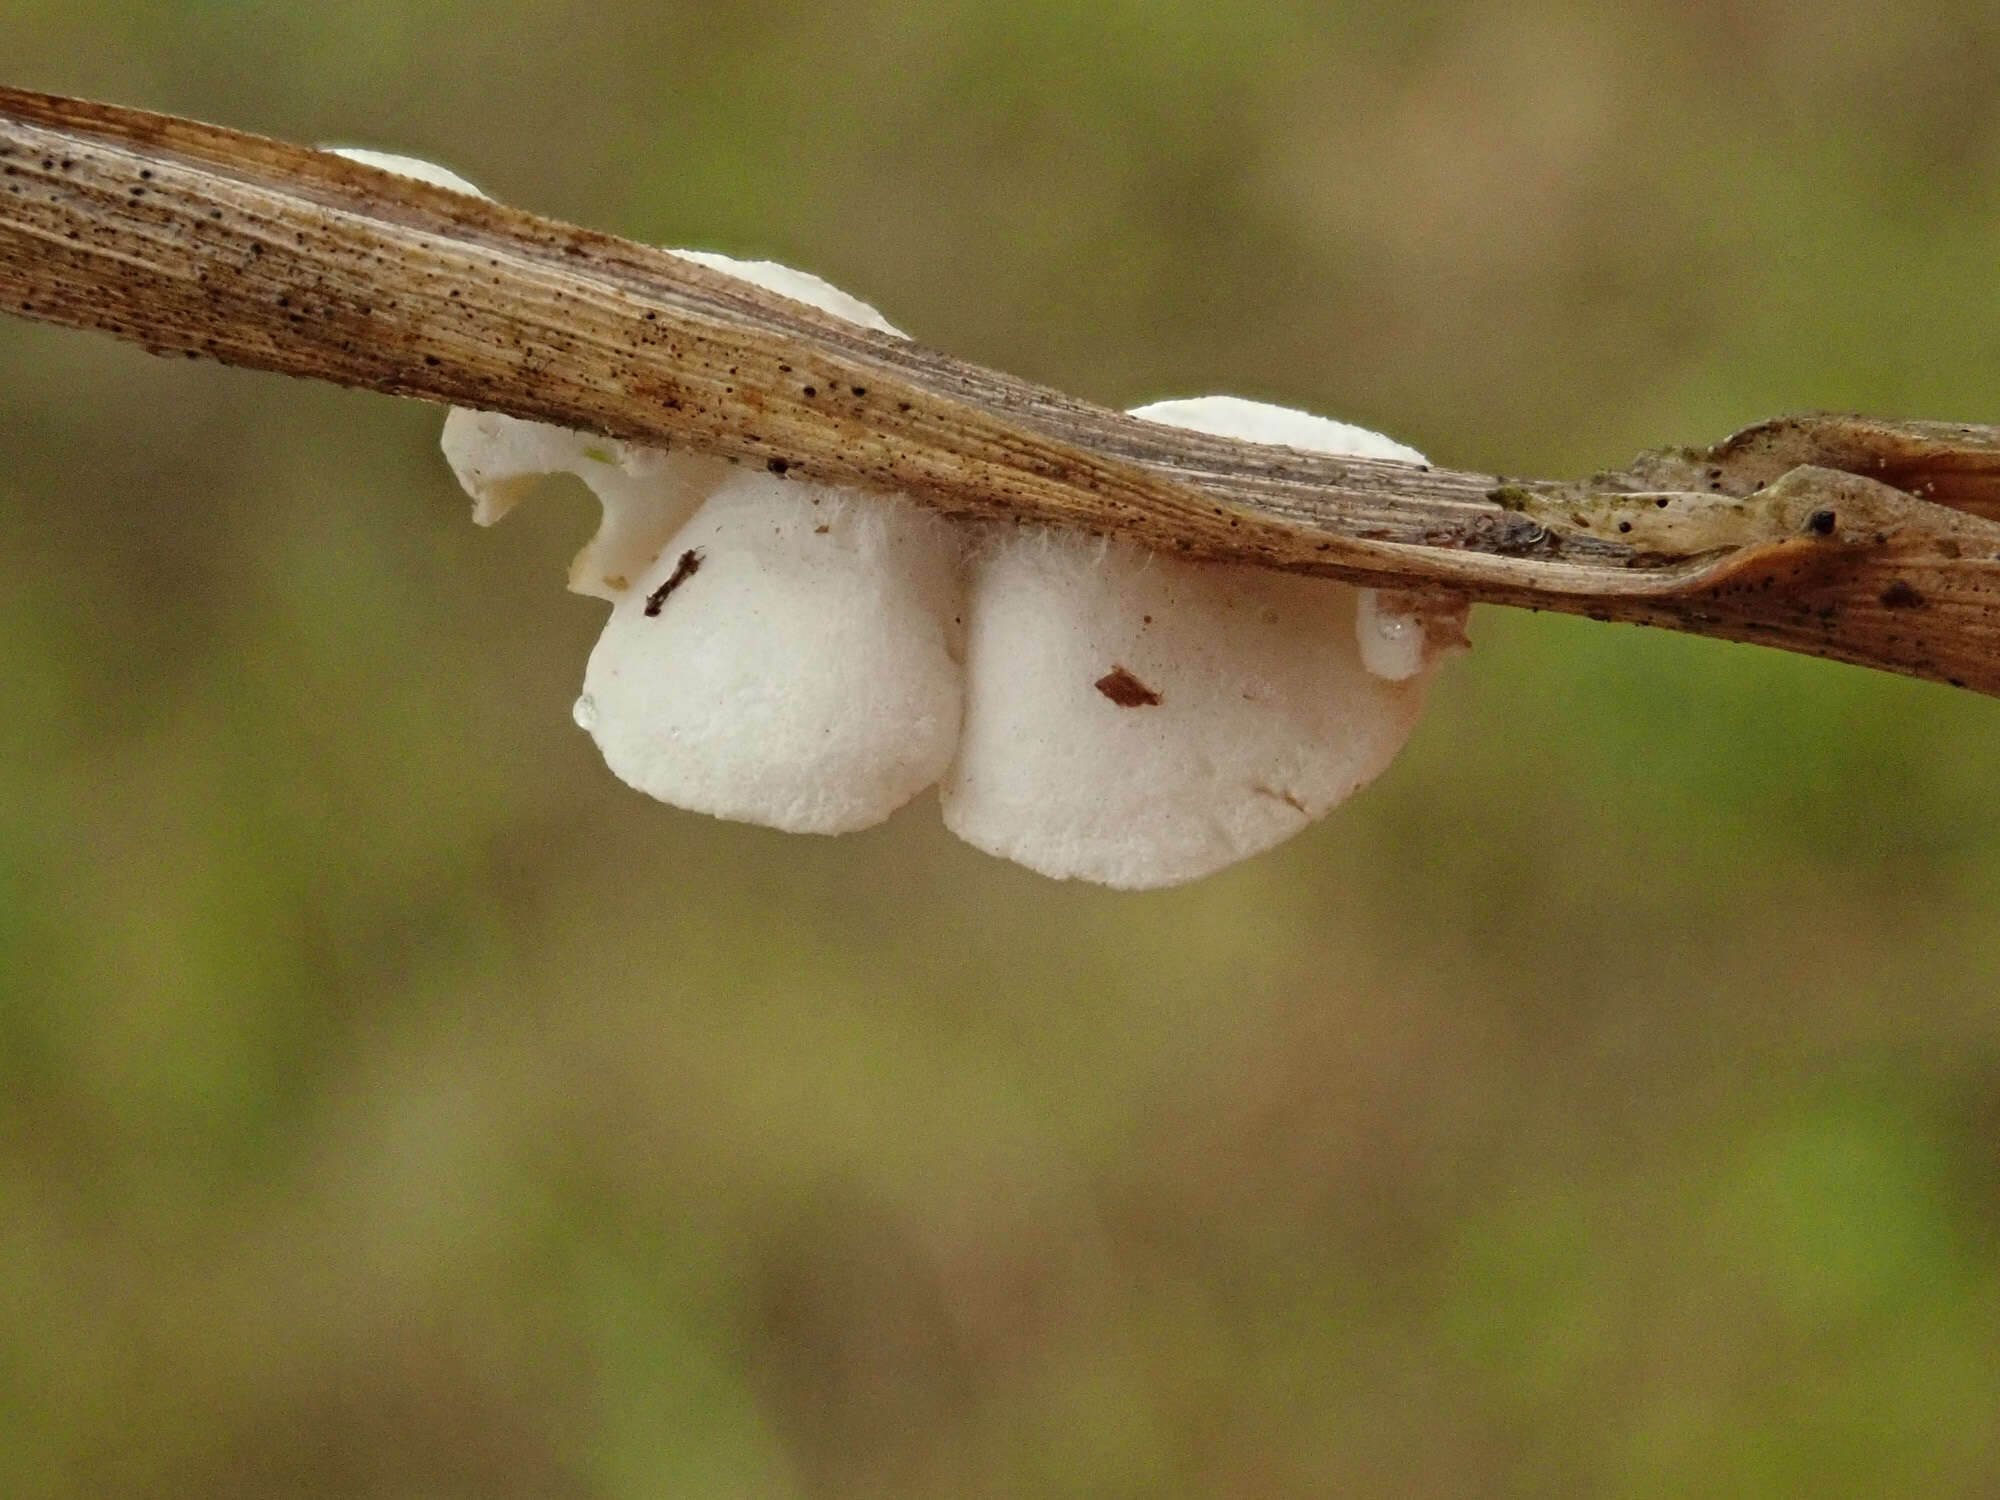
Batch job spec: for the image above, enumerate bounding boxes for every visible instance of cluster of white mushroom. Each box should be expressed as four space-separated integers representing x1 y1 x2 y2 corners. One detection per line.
343 151 1463 888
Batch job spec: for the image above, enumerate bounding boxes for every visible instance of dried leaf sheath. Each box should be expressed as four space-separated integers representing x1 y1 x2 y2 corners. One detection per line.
5 85 2000 694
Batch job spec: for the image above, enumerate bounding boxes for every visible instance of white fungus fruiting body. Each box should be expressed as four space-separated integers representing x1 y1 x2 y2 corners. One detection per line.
328 148 487 199
1125 394 1428 466
359 150 1460 885
580 476 964 833
937 399 1435 887
440 408 721 599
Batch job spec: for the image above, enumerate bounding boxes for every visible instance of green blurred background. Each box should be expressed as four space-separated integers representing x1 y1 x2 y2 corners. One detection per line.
5 2 2000 1494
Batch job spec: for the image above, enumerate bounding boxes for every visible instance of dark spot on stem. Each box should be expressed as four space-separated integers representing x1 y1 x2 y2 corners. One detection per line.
1807 509 1838 536
1095 667 1161 707
767 457 789 475
643 549 704 616
1880 579 1926 609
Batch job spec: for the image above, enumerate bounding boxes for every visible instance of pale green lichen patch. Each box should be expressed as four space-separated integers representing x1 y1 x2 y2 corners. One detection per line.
1496 467 1926 558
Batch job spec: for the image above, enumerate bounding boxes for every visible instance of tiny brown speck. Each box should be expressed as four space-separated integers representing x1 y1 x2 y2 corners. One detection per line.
1095 667 1161 708
1880 580 1925 609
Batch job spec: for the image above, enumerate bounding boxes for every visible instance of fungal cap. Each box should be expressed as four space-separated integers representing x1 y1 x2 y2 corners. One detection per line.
1129 395 1428 466
667 249 904 337
325 147 487 199
566 256 950 832
580 474 963 833
939 397 1441 888
432 237 955 833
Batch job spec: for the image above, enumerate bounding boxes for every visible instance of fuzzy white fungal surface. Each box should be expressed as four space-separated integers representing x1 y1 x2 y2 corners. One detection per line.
440 409 722 599
1126 394 1428 466
357 150 1459 885
939 402 1434 887
579 476 964 834
327 147 487 199
667 249 905 337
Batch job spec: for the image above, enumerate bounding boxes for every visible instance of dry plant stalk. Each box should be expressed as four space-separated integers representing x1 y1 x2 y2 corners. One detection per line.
6 85 2000 694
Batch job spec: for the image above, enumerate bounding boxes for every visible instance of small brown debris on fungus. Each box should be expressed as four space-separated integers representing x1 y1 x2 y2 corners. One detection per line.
1880 579 1926 610
643 548 703 616
1253 784 1308 814
1094 666 1161 707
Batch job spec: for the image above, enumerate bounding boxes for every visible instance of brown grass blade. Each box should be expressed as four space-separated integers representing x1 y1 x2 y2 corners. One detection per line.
6 86 2000 692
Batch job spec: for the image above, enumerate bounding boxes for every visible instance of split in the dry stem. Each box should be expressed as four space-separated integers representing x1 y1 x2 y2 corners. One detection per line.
5 85 2000 695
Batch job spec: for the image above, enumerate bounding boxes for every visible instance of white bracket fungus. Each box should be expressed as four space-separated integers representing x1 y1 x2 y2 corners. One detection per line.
344 151 1465 888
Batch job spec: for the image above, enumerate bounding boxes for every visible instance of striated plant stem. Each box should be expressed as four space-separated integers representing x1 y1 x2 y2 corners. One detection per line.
5 86 2000 694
